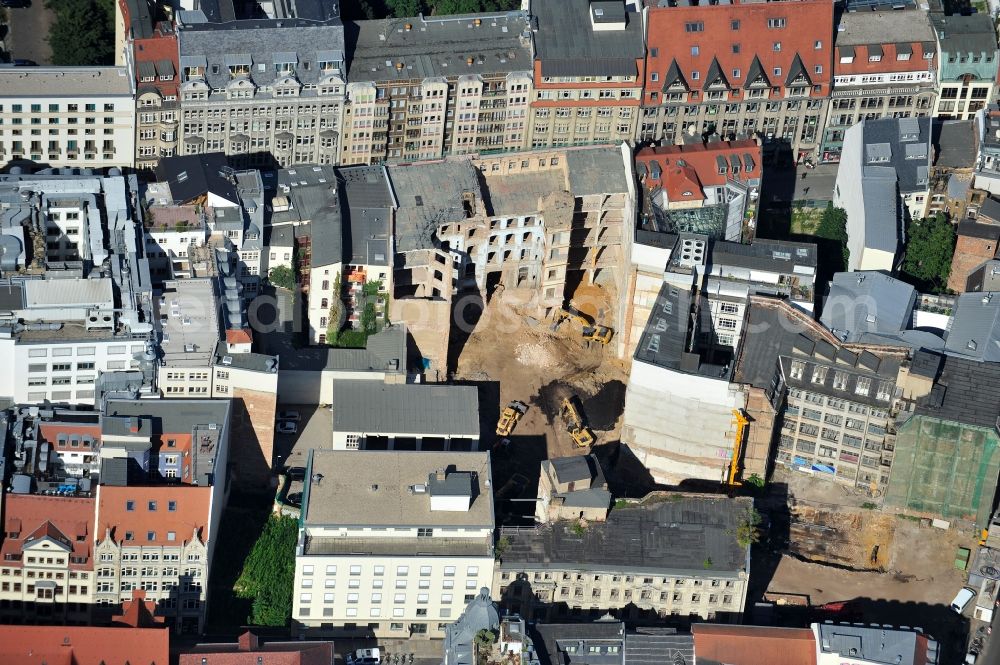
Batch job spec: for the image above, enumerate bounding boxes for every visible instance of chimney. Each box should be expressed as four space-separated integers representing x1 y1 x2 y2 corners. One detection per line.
238 631 259 652
129 417 140 433
435 468 447 482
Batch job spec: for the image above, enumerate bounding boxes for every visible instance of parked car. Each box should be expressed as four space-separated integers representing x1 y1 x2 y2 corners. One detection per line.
346 648 381 665
951 587 976 614
276 421 297 435
277 410 300 421
12 58 36 65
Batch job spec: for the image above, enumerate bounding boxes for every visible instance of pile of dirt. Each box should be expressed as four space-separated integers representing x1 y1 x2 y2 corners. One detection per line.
515 342 557 369
788 502 896 570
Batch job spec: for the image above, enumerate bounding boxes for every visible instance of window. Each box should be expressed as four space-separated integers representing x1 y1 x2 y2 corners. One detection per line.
691 46 700 56
811 366 828 384
397 566 409 576
789 360 805 380
814 40 822 49
691 71 700 81
148 501 157 511
168 501 177 512
767 17 786 28
685 21 704 32
417 528 433 538
126 501 135 512
855 377 871 396
731 19 740 29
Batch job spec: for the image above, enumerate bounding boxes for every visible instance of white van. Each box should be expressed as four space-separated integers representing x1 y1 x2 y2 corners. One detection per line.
951 587 976 614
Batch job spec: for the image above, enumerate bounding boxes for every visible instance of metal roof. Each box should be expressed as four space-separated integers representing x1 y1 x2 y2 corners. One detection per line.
943 292 1000 362
346 14 531 81
330 379 479 436
820 271 916 343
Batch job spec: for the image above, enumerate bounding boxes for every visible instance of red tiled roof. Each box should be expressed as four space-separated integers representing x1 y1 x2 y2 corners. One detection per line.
38 423 101 451
645 0 834 103
133 31 179 99
0 624 169 665
636 139 762 201
226 328 253 345
113 589 166 628
835 43 935 77
97 485 211 547
693 624 817 665
0 495 95 570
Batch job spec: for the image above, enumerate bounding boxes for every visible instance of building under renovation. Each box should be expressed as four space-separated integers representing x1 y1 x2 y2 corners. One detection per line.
886 353 1000 526
390 145 636 360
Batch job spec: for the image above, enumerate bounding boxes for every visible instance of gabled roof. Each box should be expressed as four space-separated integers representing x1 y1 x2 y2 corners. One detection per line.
784 53 811 87
154 153 238 205
661 58 687 91
0 624 169 665
693 624 817 665
703 57 730 91
24 521 73 551
744 56 771 89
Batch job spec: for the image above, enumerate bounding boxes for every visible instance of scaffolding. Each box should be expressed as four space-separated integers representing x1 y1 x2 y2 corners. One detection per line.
885 415 1000 526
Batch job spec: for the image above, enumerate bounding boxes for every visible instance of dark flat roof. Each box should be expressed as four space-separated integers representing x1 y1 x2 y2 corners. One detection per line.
500 495 751 576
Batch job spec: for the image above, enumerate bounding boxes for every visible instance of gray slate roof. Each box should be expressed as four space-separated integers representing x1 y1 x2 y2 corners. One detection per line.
861 166 901 253
914 353 1000 429
934 120 976 168
821 271 916 343
943 292 1000 362
269 323 405 372
633 281 692 372
500 495 751 576
531 0 644 78
177 20 345 90
346 14 531 81
104 398 231 435
862 117 932 195
932 13 1000 55
624 630 694 665
736 299 903 407
330 379 480 436
817 623 933 665
710 238 817 274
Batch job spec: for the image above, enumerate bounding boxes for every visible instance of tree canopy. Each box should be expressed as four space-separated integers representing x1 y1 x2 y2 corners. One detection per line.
901 213 956 294
815 203 850 273
233 514 297 626
268 265 296 291
47 0 115 66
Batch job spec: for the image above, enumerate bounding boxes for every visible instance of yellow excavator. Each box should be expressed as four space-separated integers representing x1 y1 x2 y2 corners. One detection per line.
560 397 596 448
727 409 749 487
496 401 527 437
551 304 614 345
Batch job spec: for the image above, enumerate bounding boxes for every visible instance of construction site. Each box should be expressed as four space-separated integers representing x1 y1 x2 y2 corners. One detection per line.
453 279 634 523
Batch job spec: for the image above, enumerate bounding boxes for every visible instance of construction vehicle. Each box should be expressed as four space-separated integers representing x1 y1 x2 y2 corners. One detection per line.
560 397 596 448
726 409 749 487
550 304 614 346
496 401 527 437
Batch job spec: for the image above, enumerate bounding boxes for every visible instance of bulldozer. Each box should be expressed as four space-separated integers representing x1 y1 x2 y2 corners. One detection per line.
496 400 527 437
560 397 596 448
551 304 614 346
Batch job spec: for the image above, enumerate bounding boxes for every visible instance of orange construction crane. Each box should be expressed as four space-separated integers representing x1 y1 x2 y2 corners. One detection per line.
727 409 749 486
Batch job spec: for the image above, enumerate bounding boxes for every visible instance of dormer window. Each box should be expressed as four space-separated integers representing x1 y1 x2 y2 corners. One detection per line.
183 66 204 79
318 60 341 73
229 64 250 78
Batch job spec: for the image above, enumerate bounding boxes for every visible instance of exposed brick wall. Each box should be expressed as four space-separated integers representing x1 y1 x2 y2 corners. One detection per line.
949 234 999 292
229 388 277 490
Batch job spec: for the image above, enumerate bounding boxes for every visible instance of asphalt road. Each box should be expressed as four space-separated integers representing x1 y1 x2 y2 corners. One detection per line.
5 0 54 65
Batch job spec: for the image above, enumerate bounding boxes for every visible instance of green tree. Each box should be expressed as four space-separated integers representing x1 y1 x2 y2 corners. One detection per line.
901 212 956 293
387 0 422 16
268 265 296 290
47 0 115 65
815 203 850 273
233 514 297 626
735 507 762 549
